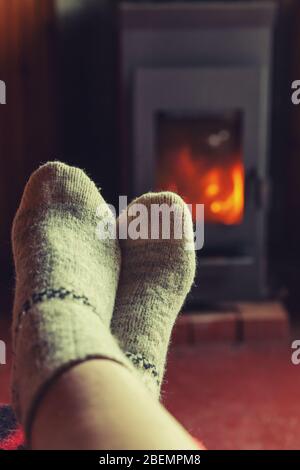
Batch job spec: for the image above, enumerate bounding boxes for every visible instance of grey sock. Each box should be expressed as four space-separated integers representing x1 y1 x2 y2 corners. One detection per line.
112 192 196 398
12 162 133 435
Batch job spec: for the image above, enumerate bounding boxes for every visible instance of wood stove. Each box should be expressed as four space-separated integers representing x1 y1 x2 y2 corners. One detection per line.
119 1 277 306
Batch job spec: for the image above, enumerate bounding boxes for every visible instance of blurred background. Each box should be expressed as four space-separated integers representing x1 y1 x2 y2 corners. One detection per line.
0 0 299 310
0 0 119 284
1 0 300 450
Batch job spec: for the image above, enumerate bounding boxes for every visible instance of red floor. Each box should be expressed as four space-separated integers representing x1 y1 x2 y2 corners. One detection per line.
164 342 300 450
1 312 299 449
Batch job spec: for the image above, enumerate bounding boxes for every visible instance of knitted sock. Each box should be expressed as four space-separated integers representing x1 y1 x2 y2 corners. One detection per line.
111 192 196 398
11 162 132 436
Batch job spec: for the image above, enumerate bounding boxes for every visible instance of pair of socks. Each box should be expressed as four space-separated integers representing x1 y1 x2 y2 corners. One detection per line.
11 162 196 434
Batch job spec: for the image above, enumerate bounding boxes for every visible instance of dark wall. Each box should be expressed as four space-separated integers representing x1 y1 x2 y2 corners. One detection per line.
0 0 119 281
0 0 58 282
56 0 120 207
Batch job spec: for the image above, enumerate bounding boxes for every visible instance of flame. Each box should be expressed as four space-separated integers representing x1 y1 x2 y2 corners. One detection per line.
156 147 244 225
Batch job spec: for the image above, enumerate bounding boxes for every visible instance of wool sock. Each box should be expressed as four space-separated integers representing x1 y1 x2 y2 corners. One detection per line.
111 192 196 398
11 162 132 436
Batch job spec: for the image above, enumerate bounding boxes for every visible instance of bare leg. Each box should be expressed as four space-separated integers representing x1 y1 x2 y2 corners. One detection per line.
32 360 201 450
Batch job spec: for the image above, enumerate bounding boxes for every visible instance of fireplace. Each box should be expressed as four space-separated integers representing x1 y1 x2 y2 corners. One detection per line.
119 1 277 306
156 110 244 226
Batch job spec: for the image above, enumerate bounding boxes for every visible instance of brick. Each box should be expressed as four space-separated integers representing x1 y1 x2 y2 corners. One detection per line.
190 312 237 343
239 302 290 341
172 312 237 344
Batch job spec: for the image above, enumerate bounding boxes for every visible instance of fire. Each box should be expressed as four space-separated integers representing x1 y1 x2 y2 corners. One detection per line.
156 146 244 225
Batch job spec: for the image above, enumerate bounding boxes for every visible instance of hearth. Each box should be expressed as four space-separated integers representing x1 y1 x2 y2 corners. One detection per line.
118 1 277 306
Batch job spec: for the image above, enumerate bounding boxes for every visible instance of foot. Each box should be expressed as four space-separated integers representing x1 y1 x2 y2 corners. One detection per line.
12 162 131 435
112 192 196 398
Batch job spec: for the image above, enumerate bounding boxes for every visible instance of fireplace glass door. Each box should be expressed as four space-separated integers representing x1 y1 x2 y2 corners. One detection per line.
155 111 244 225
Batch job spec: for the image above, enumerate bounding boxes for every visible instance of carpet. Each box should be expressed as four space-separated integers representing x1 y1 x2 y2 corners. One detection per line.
0 405 24 450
